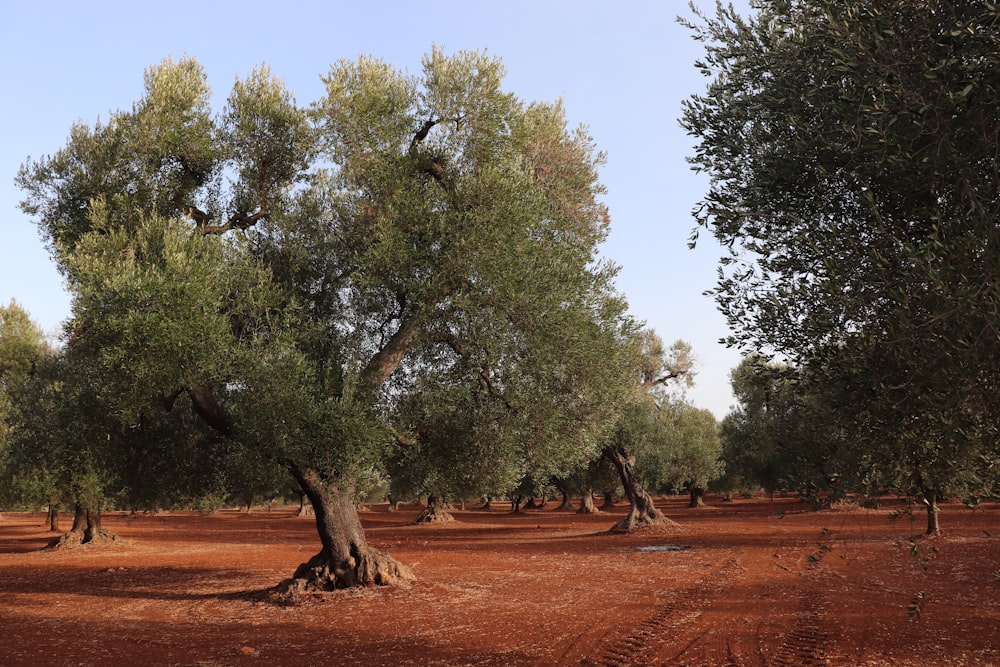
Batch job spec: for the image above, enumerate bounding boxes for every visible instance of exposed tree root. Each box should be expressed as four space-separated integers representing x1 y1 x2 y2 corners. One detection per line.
609 507 680 534
413 505 455 524
46 528 125 550
271 546 414 602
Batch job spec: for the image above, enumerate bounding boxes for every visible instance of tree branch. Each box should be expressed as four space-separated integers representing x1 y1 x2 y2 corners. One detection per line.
409 115 465 148
360 312 423 394
188 207 268 235
384 422 418 447
186 385 234 438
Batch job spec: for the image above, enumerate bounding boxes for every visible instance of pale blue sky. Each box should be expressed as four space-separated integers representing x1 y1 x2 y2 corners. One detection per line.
0 1 749 417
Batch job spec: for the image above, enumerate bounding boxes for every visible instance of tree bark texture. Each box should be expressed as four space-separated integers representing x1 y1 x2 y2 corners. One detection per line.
603 445 676 533
577 490 600 514
689 486 706 508
277 466 413 592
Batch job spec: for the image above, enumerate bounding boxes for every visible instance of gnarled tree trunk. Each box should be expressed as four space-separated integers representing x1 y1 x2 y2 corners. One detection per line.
47 504 60 532
296 489 314 516
511 495 523 513
689 485 706 508
577 489 599 514
601 491 616 509
603 444 677 533
277 466 413 593
47 503 119 549
413 495 455 523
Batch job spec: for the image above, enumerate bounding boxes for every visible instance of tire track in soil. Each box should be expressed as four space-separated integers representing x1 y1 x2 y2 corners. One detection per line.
585 557 744 667
769 587 830 667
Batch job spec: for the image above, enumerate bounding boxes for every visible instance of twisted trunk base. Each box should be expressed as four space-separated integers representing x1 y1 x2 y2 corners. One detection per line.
576 491 600 514
557 490 574 511
279 543 413 594
413 495 455 524
47 504 121 549
923 487 941 535
277 466 413 595
601 492 616 509
604 445 678 533
610 499 674 533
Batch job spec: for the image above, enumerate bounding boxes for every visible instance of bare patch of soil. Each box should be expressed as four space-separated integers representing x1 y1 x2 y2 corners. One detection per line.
0 496 997 666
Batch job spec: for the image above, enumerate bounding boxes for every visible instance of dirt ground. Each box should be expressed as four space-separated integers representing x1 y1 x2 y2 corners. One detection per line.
0 495 997 666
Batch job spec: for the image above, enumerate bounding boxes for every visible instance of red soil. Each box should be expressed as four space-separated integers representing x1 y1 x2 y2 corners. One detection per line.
0 495 997 666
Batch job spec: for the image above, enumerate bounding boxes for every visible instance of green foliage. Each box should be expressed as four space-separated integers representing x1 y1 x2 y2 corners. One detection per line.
14 49 632 523
5 351 118 511
683 1 1000 518
717 355 799 496
638 397 723 494
0 300 50 448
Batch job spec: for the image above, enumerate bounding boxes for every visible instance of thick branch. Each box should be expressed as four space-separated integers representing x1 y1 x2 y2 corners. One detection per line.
186 385 234 438
359 313 423 394
410 115 465 148
161 388 185 412
442 333 469 357
385 423 418 448
443 335 514 412
645 369 686 391
189 207 267 235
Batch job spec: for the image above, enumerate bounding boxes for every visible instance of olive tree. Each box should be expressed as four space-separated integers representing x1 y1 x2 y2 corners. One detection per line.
0 301 49 450
602 332 695 532
0 301 54 516
644 399 722 508
18 49 631 588
682 0 1000 532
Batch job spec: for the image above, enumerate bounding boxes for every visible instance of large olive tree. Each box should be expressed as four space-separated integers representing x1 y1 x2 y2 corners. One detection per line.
18 50 632 588
682 1 1000 532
